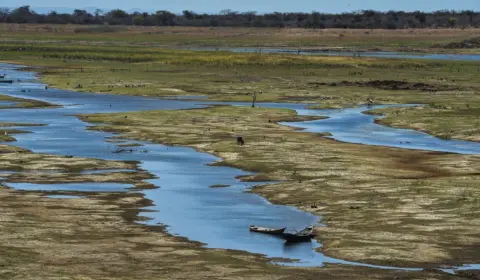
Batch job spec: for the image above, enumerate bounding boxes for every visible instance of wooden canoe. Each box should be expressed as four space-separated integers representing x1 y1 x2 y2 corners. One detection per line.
249 225 286 235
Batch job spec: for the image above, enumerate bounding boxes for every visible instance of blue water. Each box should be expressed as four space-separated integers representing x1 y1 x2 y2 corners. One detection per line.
187 47 480 62
0 101 16 107
0 63 478 273
282 104 480 154
0 63 321 265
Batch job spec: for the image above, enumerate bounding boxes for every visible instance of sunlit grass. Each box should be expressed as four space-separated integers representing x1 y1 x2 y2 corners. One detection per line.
2 36 480 142
0 41 439 68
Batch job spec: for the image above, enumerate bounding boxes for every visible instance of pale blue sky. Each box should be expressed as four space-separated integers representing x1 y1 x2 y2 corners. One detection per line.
4 0 479 14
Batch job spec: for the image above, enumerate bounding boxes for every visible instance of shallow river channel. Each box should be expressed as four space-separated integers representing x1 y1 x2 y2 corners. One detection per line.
186 47 480 61
0 63 478 273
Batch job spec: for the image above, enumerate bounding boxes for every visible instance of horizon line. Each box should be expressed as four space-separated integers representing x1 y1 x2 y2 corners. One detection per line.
2 6 480 15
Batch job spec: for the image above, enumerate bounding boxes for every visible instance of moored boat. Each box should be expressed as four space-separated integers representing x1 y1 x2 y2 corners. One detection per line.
0 79 13 83
282 225 316 242
249 225 287 235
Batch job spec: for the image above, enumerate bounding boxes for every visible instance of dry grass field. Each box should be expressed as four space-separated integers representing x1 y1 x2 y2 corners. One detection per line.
1 23 479 51
82 106 480 269
1 24 479 279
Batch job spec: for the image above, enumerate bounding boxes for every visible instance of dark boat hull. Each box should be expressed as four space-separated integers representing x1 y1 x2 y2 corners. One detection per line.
282 225 315 242
282 233 313 242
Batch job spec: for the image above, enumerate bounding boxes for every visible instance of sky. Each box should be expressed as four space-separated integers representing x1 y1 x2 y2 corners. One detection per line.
3 0 479 14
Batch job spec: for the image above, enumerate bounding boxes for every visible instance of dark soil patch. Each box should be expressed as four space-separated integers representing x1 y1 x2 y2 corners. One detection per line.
309 80 456 92
281 96 333 101
432 37 480 49
455 270 480 279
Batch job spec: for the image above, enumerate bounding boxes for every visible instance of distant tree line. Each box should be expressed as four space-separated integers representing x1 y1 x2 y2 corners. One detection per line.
1 6 479 29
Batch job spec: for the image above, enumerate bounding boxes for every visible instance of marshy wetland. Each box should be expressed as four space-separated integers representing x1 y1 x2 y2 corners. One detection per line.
0 26 480 279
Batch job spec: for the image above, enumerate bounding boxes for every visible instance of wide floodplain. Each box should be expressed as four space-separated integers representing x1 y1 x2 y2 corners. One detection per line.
0 25 479 279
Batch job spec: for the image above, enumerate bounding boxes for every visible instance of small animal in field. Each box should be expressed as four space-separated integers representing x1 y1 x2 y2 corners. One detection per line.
236 136 245 146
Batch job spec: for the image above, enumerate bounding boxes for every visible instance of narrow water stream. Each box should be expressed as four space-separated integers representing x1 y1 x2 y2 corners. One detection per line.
0 63 478 273
185 47 480 61
0 101 17 106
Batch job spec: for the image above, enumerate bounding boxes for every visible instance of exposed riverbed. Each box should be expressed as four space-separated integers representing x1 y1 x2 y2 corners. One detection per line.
0 63 478 273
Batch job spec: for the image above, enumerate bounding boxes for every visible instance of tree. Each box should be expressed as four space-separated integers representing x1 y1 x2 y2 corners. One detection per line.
267 12 285 27
447 17 457 27
363 10 377 18
94 9 104 17
132 15 145 25
0 8 479 29
220 9 237 16
73 9 87 17
45 11 59 23
243 11 256 22
414 11 426 27
155 10 176 26
72 9 90 24
464 10 475 26
10 6 36 23
108 9 128 18
105 9 129 25
310 11 322 28
0 8 9 22
183 10 196 20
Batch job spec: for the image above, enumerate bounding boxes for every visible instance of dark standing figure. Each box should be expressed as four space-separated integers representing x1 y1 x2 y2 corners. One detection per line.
251 91 257 108
237 136 245 146
45 85 48 90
